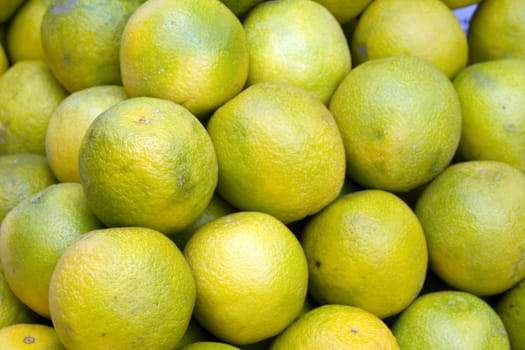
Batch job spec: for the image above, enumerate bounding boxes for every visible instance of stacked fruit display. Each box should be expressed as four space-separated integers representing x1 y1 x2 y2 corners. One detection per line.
0 0 524 349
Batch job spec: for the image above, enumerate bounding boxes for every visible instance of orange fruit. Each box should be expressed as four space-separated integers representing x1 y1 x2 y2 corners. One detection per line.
0 153 56 223
301 189 427 319
243 0 351 104
120 0 248 119
6 0 52 63
45 85 128 183
329 56 462 192
468 0 525 63
496 279 525 350
351 0 468 78
310 0 373 24
207 81 346 224
41 0 144 92
453 58 525 173
0 323 65 350
392 290 510 349
270 304 399 349
0 183 104 317
183 211 308 345
0 60 68 155
49 227 196 349
79 97 218 235
415 160 525 296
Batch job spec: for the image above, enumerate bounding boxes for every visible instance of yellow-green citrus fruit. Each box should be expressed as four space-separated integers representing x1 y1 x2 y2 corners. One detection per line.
270 304 400 349
120 0 248 119
180 342 241 350
329 56 462 192
6 0 53 63
0 268 40 329
415 160 525 296
392 290 510 349
352 0 468 78
453 58 525 173
311 0 373 24
440 0 481 9
207 81 346 224
0 183 103 317
49 227 196 350
41 0 145 92
0 43 8 74
0 153 56 223
45 85 128 183
219 0 263 15
243 0 351 104
184 211 308 345
0 0 25 23
496 279 525 350
0 323 65 350
0 60 68 155
175 318 217 349
302 189 427 319
79 97 218 235
468 0 525 63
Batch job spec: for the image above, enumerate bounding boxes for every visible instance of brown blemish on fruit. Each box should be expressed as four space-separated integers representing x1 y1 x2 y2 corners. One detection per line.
24 336 35 344
315 261 321 268
136 116 150 124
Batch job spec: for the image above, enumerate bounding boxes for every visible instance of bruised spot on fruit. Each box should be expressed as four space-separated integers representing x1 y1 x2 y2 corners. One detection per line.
136 116 150 124
315 261 321 268
351 327 358 334
357 43 367 60
23 336 35 344
101 332 107 337
51 0 80 15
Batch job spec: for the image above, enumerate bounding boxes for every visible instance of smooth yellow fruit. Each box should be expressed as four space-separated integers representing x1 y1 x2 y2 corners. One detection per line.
453 58 525 173
440 0 481 9
0 60 67 155
243 0 351 104
302 189 427 319
79 97 218 235
45 85 128 183
6 0 52 63
392 290 510 349
329 56 462 192
0 183 103 317
271 304 399 349
352 0 468 78
311 0 373 24
120 0 248 119
468 0 525 63
207 82 346 224
0 324 65 350
0 268 39 329
49 227 196 350
41 0 144 92
0 153 56 223
415 160 525 296
184 211 308 345
496 279 525 350
0 0 25 23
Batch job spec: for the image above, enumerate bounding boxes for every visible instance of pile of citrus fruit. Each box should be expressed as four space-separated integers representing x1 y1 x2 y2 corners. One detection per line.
0 0 524 348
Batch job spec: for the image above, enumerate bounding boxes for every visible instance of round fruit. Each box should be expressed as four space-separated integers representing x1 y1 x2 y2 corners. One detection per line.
6 0 52 62
440 0 481 8
0 183 104 317
120 0 248 119
351 0 467 78
184 211 308 345
270 304 399 349
243 0 351 104
0 267 39 329
0 153 56 223
415 160 525 296
0 324 65 350
302 189 427 319
496 279 525 350
219 0 263 15
45 85 128 183
392 290 510 349
207 81 346 224
0 0 25 22
0 60 68 155
0 44 7 74
468 0 525 63
329 56 462 192
49 227 196 349
180 342 241 350
311 0 373 24
453 58 525 173
79 97 218 235
41 0 144 92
